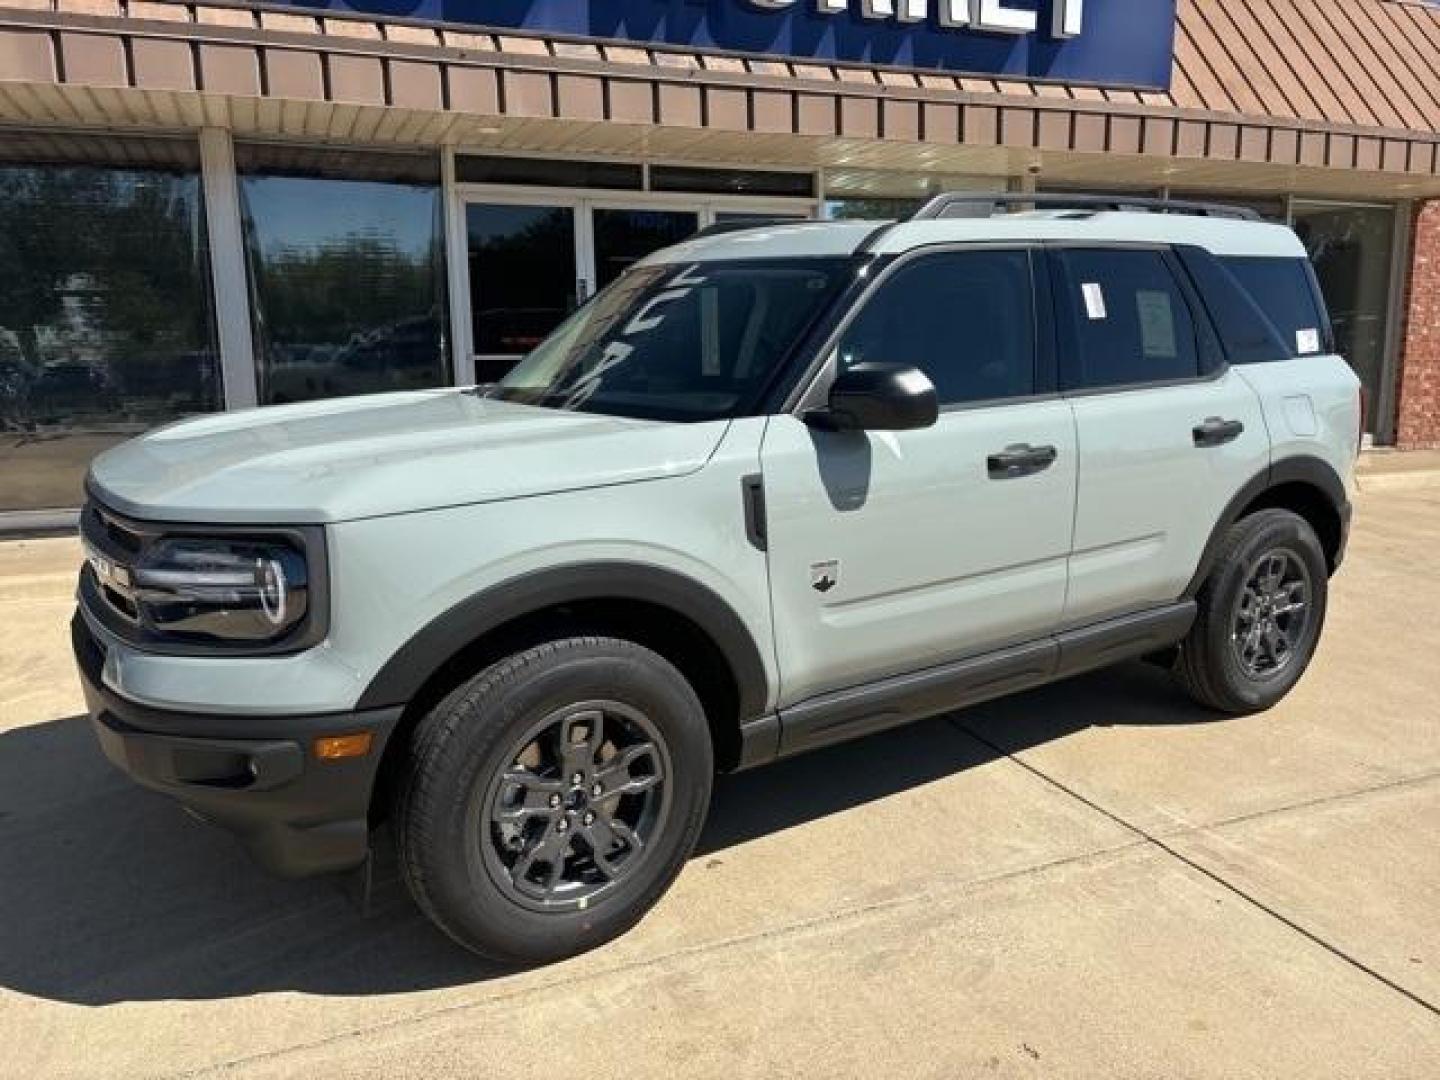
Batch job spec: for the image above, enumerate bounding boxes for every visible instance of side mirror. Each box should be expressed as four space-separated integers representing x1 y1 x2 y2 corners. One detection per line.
806 363 939 432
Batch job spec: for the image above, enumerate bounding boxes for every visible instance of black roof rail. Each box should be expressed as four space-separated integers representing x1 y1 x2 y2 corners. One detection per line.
909 192 1262 222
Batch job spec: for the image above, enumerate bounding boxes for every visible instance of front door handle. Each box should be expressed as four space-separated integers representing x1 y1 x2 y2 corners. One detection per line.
987 443 1058 480
1193 417 1245 448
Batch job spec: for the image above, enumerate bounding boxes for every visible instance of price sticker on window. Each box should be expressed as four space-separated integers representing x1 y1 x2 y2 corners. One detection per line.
1081 282 1107 320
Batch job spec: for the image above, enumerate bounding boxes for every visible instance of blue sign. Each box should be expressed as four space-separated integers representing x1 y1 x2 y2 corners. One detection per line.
277 1 1177 91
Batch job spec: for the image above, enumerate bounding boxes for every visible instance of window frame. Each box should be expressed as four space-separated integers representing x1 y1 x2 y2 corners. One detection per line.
1045 242 1226 399
791 242 1058 417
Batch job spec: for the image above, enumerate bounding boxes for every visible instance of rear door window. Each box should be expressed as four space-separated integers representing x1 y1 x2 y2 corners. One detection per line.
1221 256 1327 357
1053 249 1200 391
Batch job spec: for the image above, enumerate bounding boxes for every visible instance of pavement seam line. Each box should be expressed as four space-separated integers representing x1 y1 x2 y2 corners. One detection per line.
176 836 1152 1078
1148 766 1440 840
950 717 1440 1022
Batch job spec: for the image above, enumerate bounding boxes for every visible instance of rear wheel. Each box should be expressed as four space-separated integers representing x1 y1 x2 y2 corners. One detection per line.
395 636 712 963
1175 509 1328 714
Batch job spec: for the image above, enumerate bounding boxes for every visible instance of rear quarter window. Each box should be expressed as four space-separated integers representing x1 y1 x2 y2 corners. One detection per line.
1221 257 1328 358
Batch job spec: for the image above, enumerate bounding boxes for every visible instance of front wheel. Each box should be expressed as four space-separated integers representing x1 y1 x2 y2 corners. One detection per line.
1174 509 1329 714
395 636 713 963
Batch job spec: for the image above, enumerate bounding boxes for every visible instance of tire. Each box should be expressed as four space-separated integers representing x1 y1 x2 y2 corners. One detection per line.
1174 508 1329 715
394 636 713 963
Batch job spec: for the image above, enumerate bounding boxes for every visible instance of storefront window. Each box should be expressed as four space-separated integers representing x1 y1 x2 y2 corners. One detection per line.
822 197 927 220
1290 203 1396 437
0 139 219 514
237 145 449 405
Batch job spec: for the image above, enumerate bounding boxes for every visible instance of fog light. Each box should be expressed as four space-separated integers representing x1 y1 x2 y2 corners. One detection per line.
313 733 373 760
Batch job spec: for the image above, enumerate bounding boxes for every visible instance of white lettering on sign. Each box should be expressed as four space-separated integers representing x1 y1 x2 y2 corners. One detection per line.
859 0 928 23
1053 0 1082 38
748 0 1084 38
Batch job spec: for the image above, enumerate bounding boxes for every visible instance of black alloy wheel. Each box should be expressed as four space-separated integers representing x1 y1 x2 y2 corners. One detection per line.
482 701 670 911
1229 549 1313 681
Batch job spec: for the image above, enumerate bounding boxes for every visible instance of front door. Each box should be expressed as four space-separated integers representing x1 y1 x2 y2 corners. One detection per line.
760 248 1078 708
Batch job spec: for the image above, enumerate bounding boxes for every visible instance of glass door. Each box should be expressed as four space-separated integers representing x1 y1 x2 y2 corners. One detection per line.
458 191 815 383
1290 202 1396 437
590 206 699 291
461 197 701 381
464 198 583 383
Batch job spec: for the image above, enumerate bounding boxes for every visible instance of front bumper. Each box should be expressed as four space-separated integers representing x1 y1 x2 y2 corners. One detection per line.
73 613 403 878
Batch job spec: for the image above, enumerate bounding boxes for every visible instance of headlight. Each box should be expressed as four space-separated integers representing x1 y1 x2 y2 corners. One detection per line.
132 537 310 645
79 500 327 654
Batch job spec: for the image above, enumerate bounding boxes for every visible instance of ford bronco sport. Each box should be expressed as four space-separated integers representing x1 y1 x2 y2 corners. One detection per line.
74 194 1359 962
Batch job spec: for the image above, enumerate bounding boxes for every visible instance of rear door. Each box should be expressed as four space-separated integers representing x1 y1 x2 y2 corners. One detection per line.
1052 246 1270 625
760 247 1078 707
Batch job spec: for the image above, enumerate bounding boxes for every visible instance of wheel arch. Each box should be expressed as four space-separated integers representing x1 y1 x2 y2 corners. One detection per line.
360 562 772 816
1184 456 1350 598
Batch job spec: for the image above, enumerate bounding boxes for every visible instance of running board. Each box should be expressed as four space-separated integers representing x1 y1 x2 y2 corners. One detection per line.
774 602 1196 759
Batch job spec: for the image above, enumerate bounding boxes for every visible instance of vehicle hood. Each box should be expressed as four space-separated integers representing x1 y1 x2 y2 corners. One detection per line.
88 389 727 524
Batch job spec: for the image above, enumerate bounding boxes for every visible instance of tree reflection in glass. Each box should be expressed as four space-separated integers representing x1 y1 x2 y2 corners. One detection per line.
0 161 220 513
238 159 449 405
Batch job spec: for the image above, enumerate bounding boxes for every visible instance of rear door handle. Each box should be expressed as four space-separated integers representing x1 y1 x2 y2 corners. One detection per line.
987 443 1058 480
1192 417 1245 448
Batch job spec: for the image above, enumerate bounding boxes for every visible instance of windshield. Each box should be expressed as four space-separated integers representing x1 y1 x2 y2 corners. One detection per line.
491 257 854 421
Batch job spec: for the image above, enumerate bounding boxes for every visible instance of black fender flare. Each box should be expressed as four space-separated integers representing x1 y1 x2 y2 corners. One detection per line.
1183 455 1350 598
355 561 771 720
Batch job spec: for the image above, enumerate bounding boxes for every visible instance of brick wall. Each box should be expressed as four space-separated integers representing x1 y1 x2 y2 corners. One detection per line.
1396 200 1440 450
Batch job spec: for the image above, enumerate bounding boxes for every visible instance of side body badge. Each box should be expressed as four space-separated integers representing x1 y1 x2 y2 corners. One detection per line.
810 560 840 594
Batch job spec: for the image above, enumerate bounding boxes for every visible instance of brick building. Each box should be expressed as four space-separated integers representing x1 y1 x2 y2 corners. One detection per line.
3 0 1440 529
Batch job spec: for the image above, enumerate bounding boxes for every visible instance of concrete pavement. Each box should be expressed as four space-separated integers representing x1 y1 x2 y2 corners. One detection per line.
1 480 1437 1078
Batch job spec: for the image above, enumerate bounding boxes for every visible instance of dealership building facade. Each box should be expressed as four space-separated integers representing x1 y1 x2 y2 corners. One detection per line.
3 0 1440 529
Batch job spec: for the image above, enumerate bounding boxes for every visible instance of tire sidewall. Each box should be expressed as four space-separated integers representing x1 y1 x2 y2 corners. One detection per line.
406 641 713 963
1200 512 1329 711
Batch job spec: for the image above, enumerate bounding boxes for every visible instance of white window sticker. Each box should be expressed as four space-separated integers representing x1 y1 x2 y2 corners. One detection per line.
1135 290 1178 360
1081 282 1107 320
1296 327 1321 355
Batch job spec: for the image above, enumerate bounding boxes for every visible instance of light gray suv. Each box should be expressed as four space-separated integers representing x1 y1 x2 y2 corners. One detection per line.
73 194 1360 962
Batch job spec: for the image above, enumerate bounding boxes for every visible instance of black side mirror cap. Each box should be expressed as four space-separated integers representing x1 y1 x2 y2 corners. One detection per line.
805 363 939 432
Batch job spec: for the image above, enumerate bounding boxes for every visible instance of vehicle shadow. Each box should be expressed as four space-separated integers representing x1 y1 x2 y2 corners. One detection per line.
0 662 1216 1006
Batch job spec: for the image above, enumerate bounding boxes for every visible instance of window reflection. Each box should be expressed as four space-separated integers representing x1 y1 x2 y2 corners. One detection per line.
237 146 449 405
0 151 219 513
822 197 926 220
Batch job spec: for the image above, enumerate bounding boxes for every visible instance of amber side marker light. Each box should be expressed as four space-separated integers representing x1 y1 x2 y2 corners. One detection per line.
313 733 373 761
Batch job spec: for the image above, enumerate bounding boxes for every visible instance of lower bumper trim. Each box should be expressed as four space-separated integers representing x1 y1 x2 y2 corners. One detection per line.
75 612 404 878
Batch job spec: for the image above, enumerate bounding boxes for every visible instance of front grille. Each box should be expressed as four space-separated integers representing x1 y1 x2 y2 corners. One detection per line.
98 511 143 556
79 500 146 628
